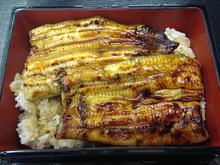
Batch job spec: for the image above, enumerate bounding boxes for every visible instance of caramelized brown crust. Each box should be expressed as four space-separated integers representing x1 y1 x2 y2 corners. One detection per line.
30 16 178 54
57 100 208 146
21 17 179 100
22 53 194 100
11 16 209 146
56 52 208 146
62 54 202 91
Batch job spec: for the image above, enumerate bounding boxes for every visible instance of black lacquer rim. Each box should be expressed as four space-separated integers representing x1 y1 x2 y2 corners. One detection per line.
0 5 220 162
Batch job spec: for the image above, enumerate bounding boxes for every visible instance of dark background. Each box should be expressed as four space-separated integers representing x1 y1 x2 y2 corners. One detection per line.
0 0 220 164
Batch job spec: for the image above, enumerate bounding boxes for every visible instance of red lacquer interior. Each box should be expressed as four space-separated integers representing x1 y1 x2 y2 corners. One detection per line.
0 8 219 150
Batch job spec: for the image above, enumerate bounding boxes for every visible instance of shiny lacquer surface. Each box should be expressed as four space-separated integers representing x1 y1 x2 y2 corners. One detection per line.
0 8 219 150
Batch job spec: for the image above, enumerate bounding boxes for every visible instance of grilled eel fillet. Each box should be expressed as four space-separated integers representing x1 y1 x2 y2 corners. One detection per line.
29 16 178 54
56 55 209 146
21 53 196 100
13 16 178 100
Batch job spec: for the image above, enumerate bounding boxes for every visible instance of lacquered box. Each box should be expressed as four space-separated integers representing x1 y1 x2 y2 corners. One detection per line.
0 7 220 163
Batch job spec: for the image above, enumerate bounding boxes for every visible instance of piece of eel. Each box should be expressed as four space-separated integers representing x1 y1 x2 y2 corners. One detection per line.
56 54 209 146
12 16 178 100
10 16 209 146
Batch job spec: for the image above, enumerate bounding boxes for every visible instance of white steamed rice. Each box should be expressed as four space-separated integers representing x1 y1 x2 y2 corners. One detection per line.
10 74 84 149
165 28 195 58
9 28 205 149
